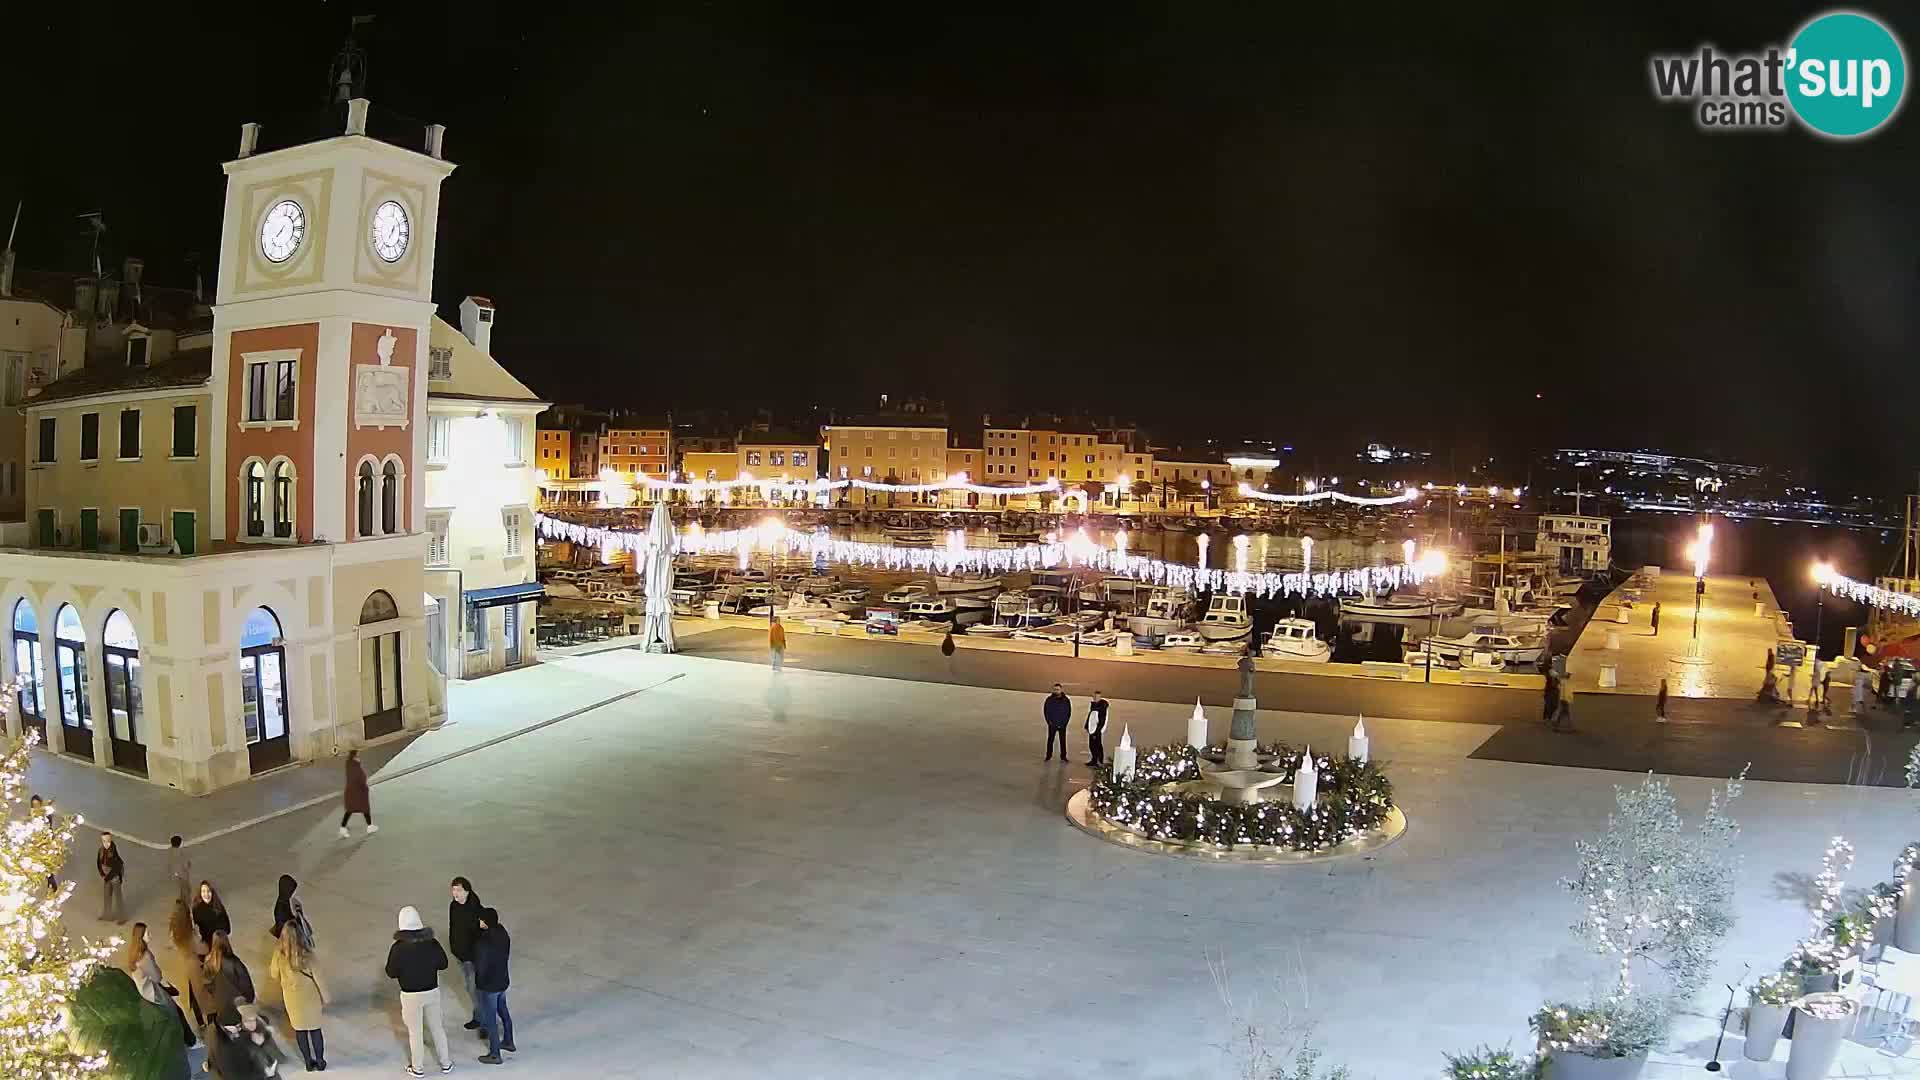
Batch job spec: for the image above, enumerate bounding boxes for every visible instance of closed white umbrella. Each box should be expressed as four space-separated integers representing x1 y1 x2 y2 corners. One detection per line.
642 501 678 653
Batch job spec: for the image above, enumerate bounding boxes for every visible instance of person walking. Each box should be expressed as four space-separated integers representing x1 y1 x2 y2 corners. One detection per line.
169 898 211 1027
385 905 454 1076
269 921 330 1072
1811 655 1828 707
1542 673 1560 725
768 615 787 672
1854 664 1872 717
1043 683 1072 763
1649 601 1661 636
1655 678 1669 724
449 878 485 1033
471 907 514 1065
96 831 126 923
271 874 314 948
339 750 376 839
193 881 231 953
29 795 57 893
205 931 255 1026
940 628 956 673
165 835 192 906
1084 691 1110 767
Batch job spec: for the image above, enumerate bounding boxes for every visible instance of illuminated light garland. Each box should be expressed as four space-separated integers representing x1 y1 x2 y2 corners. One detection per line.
1820 570 1920 617
1236 483 1421 506
626 470 1064 497
532 513 1438 599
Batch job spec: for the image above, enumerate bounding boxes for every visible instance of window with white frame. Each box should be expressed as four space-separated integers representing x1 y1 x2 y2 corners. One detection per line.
791 450 808 467
504 416 527 464
770 451 785 466
428 346 454 380
426 513 450 566
428 416 452 463
244 356 298 424
745 451 762 466
502 508 524 556
466 603 488 653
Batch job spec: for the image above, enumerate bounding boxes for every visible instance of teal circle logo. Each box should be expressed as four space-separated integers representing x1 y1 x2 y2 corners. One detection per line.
1786 11 1907 138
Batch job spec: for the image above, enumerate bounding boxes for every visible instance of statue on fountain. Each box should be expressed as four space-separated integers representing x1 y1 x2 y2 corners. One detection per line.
1227 654 1260 768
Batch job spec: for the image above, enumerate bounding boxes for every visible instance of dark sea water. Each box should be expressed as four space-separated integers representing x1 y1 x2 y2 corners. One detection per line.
1610 513 1905 660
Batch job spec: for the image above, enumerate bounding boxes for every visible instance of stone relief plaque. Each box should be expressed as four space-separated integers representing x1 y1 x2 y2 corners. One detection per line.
354 328 410 429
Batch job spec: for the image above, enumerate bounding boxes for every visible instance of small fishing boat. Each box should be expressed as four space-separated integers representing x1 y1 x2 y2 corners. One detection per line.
965 623 1018 638
1196 594 1253 642
1127 587 1191 639
826 588 869 614
934 574 1004 594
1418 624 1544 667
1339 592 1456 619
1156 631 1205 652
885 582 933 605
888 531 936 547
1260 618 1331 663
992 590 1060 627
904 596 958 623
748 594 843 621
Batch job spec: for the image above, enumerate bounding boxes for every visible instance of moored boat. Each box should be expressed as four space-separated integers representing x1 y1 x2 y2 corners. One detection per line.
1196 594 1253 642
1260 618 1331 663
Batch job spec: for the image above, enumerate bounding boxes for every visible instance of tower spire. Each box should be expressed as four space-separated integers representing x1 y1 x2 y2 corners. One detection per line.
328 15 375 103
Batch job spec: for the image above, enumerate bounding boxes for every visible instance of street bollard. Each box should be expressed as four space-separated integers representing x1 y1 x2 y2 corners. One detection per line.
1605 630 1620 650
1599 664 1618 688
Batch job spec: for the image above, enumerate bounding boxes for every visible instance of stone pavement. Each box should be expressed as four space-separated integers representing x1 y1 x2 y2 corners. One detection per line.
35 648 1920 1078
1570 570 1796 699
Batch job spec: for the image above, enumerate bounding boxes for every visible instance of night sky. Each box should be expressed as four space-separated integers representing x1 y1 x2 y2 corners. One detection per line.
7 6 1917 488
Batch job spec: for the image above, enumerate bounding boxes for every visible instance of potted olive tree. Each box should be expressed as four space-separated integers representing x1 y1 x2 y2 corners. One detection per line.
1741 973 1795 1062
1542 773 1744 1077
1892 843 1920 952
1444 1043 1541 1079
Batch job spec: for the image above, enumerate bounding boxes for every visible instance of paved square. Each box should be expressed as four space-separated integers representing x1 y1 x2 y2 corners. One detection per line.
46 649 1920 1078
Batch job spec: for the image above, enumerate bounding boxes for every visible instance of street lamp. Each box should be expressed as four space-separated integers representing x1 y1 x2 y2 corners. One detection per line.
1811 560 1833 649
1417 550 1449 683
1683 521 1713 657
1201 478 1212 511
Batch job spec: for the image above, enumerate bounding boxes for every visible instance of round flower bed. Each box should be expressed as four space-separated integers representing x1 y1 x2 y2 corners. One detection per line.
1086 742 1396 852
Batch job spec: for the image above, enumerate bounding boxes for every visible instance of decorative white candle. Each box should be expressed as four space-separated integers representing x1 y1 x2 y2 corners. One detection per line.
1197 533 1211 572
1113 726 1137 782
1234 534 1250 574
1187 698 1209 750
1348 715 1369 763
1293 745 1318 810
1300 535 1314 578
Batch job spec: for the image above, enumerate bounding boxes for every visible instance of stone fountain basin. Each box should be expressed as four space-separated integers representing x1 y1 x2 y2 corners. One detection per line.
1195 765 1291 804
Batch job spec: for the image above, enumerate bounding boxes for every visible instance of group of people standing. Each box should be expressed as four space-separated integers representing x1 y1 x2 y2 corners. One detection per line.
1042 684 1110 766
384 877 517 1074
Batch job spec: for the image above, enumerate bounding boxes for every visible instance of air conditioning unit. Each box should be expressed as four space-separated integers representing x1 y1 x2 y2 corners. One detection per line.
136 522 169 552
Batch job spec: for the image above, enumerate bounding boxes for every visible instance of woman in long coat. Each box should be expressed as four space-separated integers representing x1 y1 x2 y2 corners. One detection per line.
340 750 376 837
268 925 331 1070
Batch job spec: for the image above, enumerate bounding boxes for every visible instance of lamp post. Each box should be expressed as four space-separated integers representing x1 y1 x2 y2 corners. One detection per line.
1201 478 1212 512
1687 521 1712 655
1811 560 1832 651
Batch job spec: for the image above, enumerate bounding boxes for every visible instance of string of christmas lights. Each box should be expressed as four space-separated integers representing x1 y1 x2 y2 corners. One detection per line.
1819 570 1920 617
1235 483 1421 507
534 513 1436 599
625 470 1063 497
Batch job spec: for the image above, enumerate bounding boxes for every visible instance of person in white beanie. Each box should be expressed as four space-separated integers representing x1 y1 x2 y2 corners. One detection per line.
384 905 453 1075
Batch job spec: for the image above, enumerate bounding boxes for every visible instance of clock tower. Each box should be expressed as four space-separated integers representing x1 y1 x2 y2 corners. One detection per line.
210 98 456 545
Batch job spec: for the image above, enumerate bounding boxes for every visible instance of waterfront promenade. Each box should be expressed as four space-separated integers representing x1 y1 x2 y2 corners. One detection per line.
1568 570 1803 700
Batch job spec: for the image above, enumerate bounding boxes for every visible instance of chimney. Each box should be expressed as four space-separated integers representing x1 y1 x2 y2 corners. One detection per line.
459 295 495 355
425 123 447 159
238 122 259 158
73 276 96 322
346 98 370 136
122 257 143 303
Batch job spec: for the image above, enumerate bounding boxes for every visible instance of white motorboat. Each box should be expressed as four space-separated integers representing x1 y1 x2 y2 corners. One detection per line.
722 567 769 584
720 583 774 613
934 574 1003 595
904 596 957 623
1196 594 1253 642
885 582 934 605
1027 570 1074 597
992 590 1060 627
748 594 843 621
1420 624 1544 667
1156 631 1205 652
1077 629 1120 647
953 593 997 626
1260 618 1331 663
1339 592 1456 619
1127 587 1191 638
1202 640 1249 656
965 623 1018 637
826 587 869 613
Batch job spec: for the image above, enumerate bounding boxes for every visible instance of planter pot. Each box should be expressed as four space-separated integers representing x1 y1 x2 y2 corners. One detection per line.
1541 1050 1648 1080
1785 993 1857 1080
1897 880 1920 953
1744 1002 1790 1061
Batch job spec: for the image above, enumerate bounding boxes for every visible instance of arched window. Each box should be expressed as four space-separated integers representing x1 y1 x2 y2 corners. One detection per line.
381 459 400 535
53 603 90 759
12 600 42 735
239 607 290 773
245 460 266 537
360 590 399 624
356 461 375 538
271 460 295 539
101 610 144 775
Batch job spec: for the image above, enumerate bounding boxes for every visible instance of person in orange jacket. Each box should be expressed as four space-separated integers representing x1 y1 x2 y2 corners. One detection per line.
768 615 787 672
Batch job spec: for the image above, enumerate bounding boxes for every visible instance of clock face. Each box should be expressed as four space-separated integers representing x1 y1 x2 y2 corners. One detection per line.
259 199 306 264
370 199 411 263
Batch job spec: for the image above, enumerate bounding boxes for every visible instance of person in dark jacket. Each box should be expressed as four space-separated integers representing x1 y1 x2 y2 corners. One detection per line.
204 932 254 1026
203 1019 267 1080
270 873 313 947
385 905 452 1076
96 832 126 923
1084 692 1110 767
449 877 485 1031
471 908 515 1064
1043 684 1071 763
192 881 231 953
1542 673 1560 724
340 750 376 839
